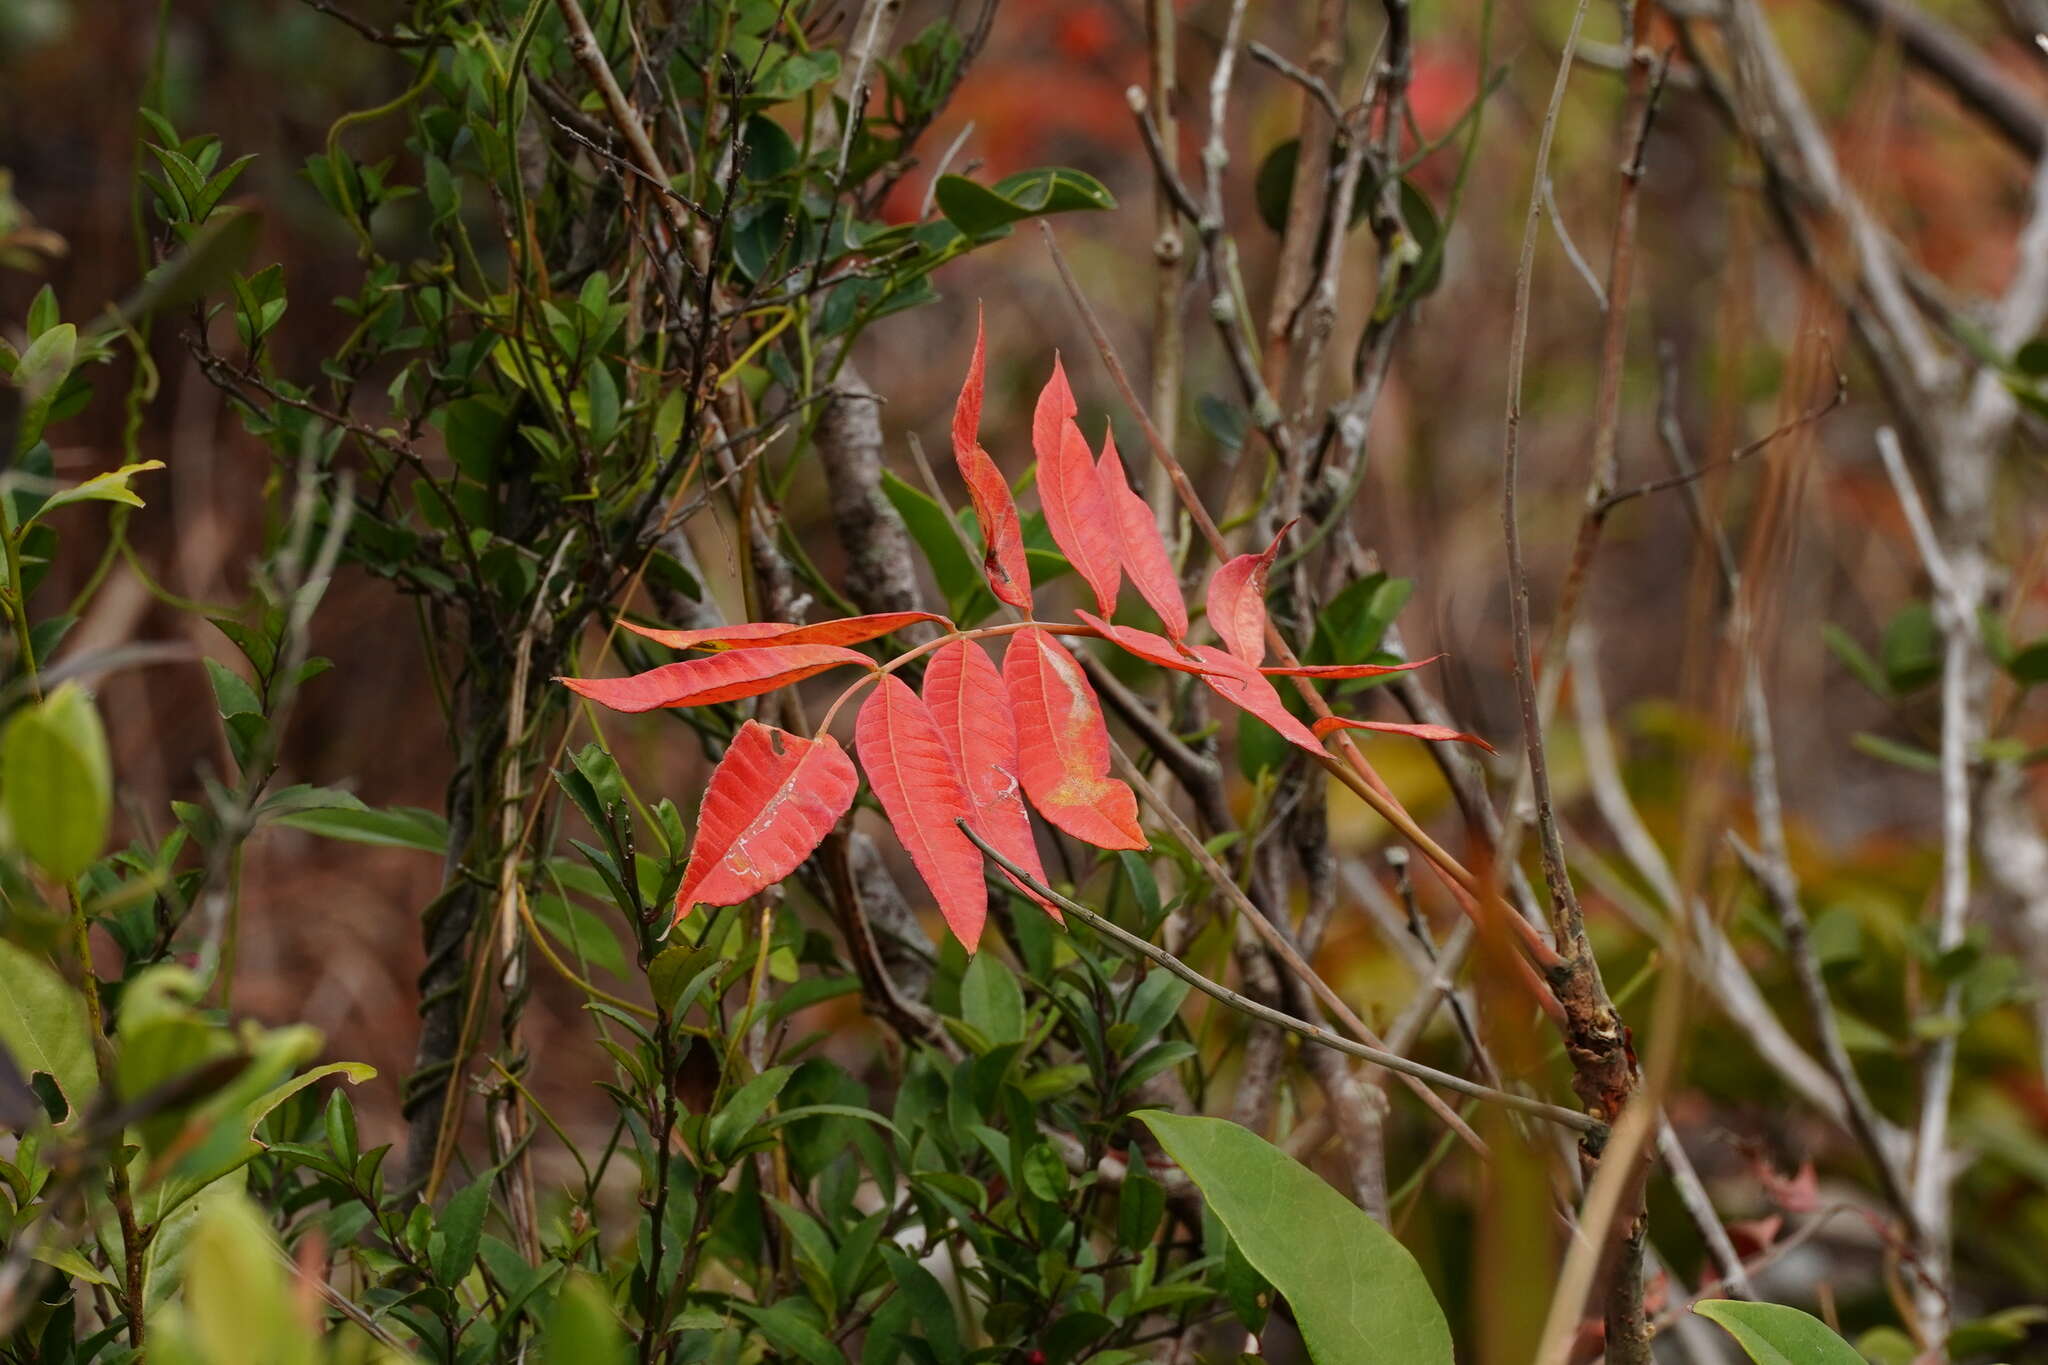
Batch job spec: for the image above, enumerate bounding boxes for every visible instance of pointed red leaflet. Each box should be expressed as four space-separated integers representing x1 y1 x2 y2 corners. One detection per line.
1073 611 1226 677
674 721 859 918
923 640 1060 922
952 310 1033 611
856 675 991 951
1312 715 1497 752
620 612 949 652
559 644 872 713
1205 525 1291 665
1189 645 1325 756
1259 654 1444 679
1095 430 1188 639
1002 628 1146 850
1032 357 1122 616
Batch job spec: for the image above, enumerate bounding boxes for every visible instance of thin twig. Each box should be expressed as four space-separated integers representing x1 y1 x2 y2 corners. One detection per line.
958 823 1604 1136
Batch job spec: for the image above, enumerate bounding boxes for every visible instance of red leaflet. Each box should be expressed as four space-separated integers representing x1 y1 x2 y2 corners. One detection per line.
621 612 948 652
1259 654 1444 679
1189 644 1324 756
1205 524 1291 665
952 309 1033 611
1032 357 1122 616
675 720 859 918
1312 715 1497 752
1073 611 1224 677
1095 430 1188 639
923 640 1060 922
856 675 991 951
1002 627 1146 850
559 644 873 713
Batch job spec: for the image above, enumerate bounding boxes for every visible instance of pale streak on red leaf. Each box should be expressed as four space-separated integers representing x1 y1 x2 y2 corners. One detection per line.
1002 627 1146 850
952 309 1032 611
1073 611 1226 677
620 612 948 651
1311 715 1497 752
1188 644 1324 755
558 644 873 713
1204 524 1292 665
1095 429 1188 638
1258 654 1444 679
1031 356 1121 615
856 674 991 951
923 640 1060 922
675 720 859 918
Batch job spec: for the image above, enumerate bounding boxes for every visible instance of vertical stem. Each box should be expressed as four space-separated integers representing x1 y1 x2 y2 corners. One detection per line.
1144 0 1184 520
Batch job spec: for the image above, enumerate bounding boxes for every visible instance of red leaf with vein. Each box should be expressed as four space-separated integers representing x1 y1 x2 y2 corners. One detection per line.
1002 627 1146 850
1258 654 1444 679
952 309 1033 611
1073 611 1226 677
1095 430 1187 638
1032 356 1121 615
1205 524 1291 665
923 640 1060 922
1311 715 1497 752
559 644 872 713
674 720 859 918
856 674 990 951
621 612 948 651
1190 645 1325 755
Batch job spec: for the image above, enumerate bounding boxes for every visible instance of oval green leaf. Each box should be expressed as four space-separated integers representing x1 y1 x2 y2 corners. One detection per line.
1135 1109 1453 1365
1693 1300 1867 1365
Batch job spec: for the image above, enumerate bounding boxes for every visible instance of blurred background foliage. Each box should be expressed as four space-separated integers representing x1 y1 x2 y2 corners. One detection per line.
2 0 2048 1360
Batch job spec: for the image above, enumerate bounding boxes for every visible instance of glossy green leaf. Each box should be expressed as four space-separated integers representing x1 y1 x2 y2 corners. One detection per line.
1136 1110 1452 1365
1694 1300 1866 1365
934 167 1114 240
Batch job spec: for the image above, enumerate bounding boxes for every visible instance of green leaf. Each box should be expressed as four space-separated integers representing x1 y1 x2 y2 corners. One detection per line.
1021 1141 1069 1202
1693 1300 1866 1365
1881 602 1940 693
11 322 77 454
432 1175 493 1286
708 1064 795 1161
2007 636 2048 685
1851 732 1940 774
1823 624 1891 699
1135 1110 1453 1365
959 951 1025 1046
933 167 1115 239
531 893 629 979
272 803 448 853
3 683 112 881
0 937 97 1122
25 458 167 523
542 1272 629 1365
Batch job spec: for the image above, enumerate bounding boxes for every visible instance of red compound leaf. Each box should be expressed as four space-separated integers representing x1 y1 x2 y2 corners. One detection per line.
559 644 873 713
1205 524 1291 666
1259 654 1444 679
953 308 1033 611
1311 715 1496 752
923 639 1060 921
620 612 948 652
674 720 859 919
1095 429 1188 639
1188 645 1325 756
1031 356 1122 616
856 674 991 951
1002 627 1146 850
1072 611 1225 677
